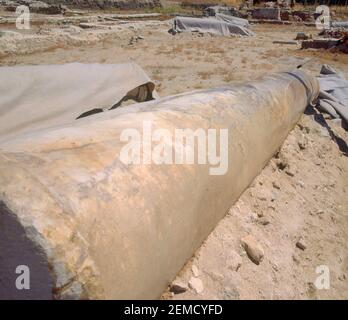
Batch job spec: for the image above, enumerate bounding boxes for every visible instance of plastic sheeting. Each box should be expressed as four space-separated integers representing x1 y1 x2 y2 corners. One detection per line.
0 70 318 299
172 16 254 37
317 65 348 123
215 13 250 28
0 63 156 143
203 5 249 27
331 21 348 29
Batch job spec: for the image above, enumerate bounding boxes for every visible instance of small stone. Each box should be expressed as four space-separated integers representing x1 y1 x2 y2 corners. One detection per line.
338 274 346 281
296 238 307 251
292 253 300 264
170 280 188 294
272 181 280 189
162 291 175 299
272 262 279 272
276 160 287 171
298 136 307 150
227 251 242 272
295 32 309 40
298 180 305 188
285 168 295 177
79 23 96 29
191 265 200 277
241 235 264 265
268 205 276 211
246 211 258 223
258 217 270 226
208 272 223 282
298 123 310 133
307 282 317 298
257 190 268 201
221 285 239 300
189 277 204 294
270 191 278 202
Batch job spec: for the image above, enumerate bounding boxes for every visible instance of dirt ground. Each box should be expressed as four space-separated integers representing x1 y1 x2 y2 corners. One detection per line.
0 12 347 300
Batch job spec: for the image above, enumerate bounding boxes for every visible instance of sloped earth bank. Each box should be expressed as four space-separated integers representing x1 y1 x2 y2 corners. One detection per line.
0 18 347 299
164 116 348 300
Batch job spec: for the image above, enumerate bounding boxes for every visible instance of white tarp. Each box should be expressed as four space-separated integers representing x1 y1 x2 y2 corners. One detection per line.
316 65 348 123
0 63 156 142
215 13 250 28
172 16 254 37
331 21 348 29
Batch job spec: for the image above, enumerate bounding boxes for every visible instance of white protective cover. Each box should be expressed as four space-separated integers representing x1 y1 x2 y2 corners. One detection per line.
0 63 156 142
317 65 348 123
215 13 250 28
172 16 254 37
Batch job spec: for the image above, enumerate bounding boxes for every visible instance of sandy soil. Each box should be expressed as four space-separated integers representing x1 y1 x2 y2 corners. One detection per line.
0 13 347 300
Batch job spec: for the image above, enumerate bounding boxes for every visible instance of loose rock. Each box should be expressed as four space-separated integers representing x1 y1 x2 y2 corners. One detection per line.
189 277 204 294
258 217 270 226
191 265 200 277
227 251 242 271
285 168 295 177
298 180 305 188
296 237 307 250
295 32 310 41
257 211 264 218
338 274 346 281
241 235 264 265
298 135 308 150
292 253 300 264
272 181 280 189
170 280 188 294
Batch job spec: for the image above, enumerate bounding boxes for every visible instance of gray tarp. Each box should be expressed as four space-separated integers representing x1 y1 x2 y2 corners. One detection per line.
172 16 254 37
331 21 348 29
215 13 250 28
0 63 156 142
317 65 348 123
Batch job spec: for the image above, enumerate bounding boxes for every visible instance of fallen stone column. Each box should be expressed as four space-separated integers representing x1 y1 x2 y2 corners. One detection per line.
0 71 319 299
